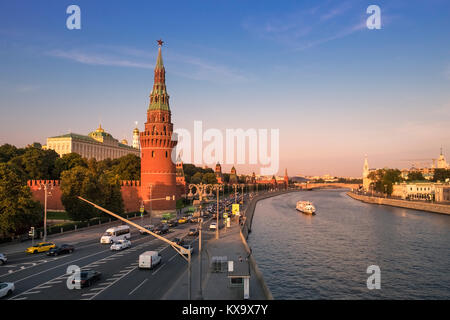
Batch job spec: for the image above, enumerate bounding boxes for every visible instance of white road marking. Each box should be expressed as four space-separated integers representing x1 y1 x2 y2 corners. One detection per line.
21 291 41 295
152 263 166 275
84 267 138 300
128 278 148 295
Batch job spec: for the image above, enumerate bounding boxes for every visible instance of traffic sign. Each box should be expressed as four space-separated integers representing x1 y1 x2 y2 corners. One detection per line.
232 204 240 215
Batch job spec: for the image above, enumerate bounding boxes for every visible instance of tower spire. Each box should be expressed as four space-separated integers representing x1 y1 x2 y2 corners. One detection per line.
149 39 169 111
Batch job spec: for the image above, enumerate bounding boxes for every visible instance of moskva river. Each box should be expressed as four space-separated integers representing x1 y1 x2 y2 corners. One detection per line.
247 189 450 299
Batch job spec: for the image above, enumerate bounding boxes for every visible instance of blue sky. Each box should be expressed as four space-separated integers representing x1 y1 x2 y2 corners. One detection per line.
0 0 449 176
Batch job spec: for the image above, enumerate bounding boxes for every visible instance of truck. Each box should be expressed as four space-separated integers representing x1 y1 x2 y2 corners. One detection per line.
139 251 161 269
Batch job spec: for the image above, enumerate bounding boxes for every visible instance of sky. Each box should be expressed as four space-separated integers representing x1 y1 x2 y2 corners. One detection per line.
0 0 449 177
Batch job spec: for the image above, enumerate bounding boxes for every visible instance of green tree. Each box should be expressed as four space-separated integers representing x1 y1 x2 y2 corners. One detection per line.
407 171 425 181
8 146 59 180
0 163 42 236
60 166 102 222
433 169 450 182
60 165 124 222
0 144 25 163
368 168 402 195
53 153 88 178
191 172 203 184
111 154 140 180
202 172 217 184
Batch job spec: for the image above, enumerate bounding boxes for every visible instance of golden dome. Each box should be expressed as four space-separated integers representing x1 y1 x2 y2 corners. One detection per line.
121 139 128 145
96 124 105 133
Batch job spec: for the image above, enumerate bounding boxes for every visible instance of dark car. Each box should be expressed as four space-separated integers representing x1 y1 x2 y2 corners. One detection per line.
46 244 75 256
139 224 155 235
167 219 178 227
154 224 169 235
188 228 199 236
72 270 101 288
173 237 183 245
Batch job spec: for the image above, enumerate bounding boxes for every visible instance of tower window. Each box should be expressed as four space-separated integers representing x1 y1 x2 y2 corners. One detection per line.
165 151 168 158
152 151 155 158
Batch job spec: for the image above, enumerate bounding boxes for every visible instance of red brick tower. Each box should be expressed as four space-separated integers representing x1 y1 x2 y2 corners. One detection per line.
140 40 177 210
284 168 289 189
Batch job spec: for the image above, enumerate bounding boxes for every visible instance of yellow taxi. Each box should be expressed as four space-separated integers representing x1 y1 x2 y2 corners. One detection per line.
26 242 56 254
178 217 188 224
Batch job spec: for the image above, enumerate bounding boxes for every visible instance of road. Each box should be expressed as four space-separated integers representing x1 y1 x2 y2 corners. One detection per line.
0 220 215 300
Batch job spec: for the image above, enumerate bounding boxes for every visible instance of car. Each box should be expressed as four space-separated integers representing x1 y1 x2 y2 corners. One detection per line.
168 219 178 227
72 270 101 288
209 222 217 230
0 282 14 298
46 244 75 256
181 244 194 255
188 228 199 236
154 224 169 235
139 225 155 235
0 253 7 265
178 217 188 224
139 251 161 269
173 237 183 245
110 239 131 251
26 242 56 254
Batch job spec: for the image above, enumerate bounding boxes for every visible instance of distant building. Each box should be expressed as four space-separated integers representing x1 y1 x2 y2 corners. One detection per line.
436 147 448 169
43 124 140 160
132 125 140 150
215 162 223 184
229 166 238 184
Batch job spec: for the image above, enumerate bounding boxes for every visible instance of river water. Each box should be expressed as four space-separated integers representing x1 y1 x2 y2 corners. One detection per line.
247 189 450 299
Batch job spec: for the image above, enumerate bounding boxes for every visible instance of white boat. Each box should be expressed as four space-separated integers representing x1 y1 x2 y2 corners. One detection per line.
296 201 316 215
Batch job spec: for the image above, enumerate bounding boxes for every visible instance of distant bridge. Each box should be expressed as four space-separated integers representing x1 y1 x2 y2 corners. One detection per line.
294 183 360 190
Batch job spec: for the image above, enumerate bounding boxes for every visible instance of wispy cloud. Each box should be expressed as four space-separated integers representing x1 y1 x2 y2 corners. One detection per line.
46 46 249 83
242 1 366 51
47 49 153 69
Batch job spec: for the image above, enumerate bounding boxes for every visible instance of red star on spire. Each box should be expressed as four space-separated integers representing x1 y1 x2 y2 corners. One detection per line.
157 39 164 46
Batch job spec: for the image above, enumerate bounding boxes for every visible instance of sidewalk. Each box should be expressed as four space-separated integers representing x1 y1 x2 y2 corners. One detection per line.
163 217 266 300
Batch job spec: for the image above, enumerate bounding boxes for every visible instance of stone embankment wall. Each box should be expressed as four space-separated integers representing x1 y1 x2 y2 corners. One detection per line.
239 189 300 300
347 192 450 215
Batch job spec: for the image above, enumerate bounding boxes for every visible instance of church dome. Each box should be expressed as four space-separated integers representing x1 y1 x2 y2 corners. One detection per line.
121 139 128 145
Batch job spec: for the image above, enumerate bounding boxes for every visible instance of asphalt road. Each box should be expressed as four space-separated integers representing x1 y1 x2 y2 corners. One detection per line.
1 220 215 300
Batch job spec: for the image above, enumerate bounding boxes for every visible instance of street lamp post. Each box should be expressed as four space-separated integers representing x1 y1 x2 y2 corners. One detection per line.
38 182 53 241
187 182 214 300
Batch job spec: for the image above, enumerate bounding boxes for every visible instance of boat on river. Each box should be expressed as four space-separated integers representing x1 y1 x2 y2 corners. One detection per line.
296 201 316 215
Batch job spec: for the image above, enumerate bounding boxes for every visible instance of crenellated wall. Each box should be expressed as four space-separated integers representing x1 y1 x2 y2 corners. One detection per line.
27 179 185 213
28 180 64 211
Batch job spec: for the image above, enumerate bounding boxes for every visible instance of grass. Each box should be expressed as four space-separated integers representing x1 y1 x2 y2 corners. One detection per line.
46 211 71 220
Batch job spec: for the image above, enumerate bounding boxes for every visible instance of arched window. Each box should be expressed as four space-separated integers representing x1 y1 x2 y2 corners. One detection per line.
152 151 155 158
165 151 168 158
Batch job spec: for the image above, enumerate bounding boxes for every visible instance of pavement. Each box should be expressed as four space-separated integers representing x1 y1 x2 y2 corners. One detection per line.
163 214 266 300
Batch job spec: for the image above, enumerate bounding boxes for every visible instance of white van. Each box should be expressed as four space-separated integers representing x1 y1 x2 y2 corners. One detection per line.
100 225 131 244
139 251 161 269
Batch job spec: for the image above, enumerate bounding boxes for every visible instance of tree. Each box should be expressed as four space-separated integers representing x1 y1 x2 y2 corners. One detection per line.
407 171 425 181
202 172 217 184
0 144 25 163
433 169 450 182
60 165 124 222
0 163 42 237
8 146 59 180
60 166 102 222
191 172 203 184
53 153 88 178
367 168 402 195
111 154 140 180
